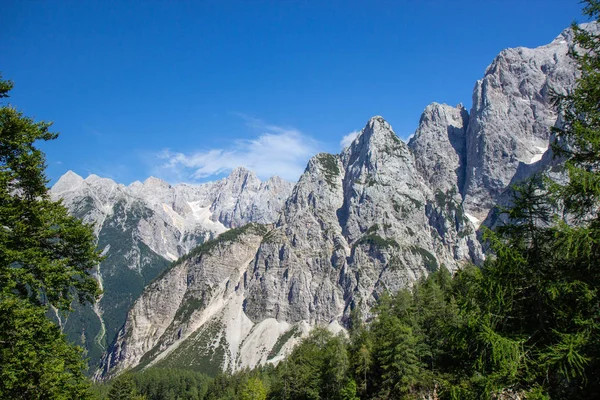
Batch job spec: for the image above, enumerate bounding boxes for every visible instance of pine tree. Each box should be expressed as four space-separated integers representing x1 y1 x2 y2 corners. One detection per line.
107 374 143 400
273 328 353 400
443 4 600 397
240 377 267 400
370 291 424 398
542 3 600 395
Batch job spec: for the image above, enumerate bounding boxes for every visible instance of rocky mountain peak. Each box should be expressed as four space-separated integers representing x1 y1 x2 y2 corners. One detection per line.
417 103 468 127
99 112 486 379
225 166 261 193
355 116 402 150
229 165 252 176
143 176 171 189
408 103 469 196
342 116 410 175
80 174 122 205
51 170 84 194
50 166 294 370
461 24 585 220
262 175 288 189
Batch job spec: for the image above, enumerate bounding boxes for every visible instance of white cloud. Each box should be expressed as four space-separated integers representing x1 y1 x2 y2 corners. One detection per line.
340 130 361 148
154 122 319 183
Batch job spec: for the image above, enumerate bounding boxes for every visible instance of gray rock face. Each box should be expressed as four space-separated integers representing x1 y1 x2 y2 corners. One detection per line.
245 117 481 325
50 168 292 368
53 167 293 255
409 103 469 197
462 27 580 221
410 24 600 227
97 224 269 377
210 168 294 228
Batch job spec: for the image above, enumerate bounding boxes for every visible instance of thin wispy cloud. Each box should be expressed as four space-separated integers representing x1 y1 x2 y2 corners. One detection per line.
154 119 320 183
340 130 361 148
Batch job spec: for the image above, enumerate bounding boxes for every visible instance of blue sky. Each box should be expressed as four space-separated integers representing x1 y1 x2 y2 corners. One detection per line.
2 0 588 184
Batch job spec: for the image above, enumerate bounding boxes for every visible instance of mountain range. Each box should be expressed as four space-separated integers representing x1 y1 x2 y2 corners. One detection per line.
49 23 596 378
50 167 293 366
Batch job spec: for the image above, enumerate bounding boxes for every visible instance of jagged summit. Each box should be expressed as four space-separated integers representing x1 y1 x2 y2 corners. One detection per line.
227 166 256 183
264 175 288 187
63 169 83 180
409 103 468 196
229 165 253 176
407 22 600 223
100 110 484 377
416 103 467 126
53 166 291 194
85 173 115 184
222 166 261 193
143 176 171 188
351 116 402 150
461 24 584 220
51 170 84 193
341 115 410 173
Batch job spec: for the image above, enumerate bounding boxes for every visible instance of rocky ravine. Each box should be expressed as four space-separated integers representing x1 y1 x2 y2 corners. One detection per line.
95 24 594 378
50 168 293 368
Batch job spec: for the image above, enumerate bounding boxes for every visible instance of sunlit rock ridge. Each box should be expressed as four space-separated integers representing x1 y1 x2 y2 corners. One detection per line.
85 23 596 378
50 167 293 368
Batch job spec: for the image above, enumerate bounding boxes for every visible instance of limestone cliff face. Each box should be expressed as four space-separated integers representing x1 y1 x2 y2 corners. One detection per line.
408 103 469 198
95 23 595 379
52 167 293 260
98 224 269 376
461 26 587 221
408 24 600 226
407 103 482 262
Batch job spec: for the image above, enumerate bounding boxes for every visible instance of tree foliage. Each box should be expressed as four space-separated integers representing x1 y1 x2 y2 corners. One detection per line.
0 75 101 310
240 377 267 400
0 295 91 399
0 74 102 398
440 4 600 397
107 374 140 400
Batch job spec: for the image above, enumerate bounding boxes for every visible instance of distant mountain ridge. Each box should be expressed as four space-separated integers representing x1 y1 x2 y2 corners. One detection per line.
50 168 293 368
51 22 599 379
